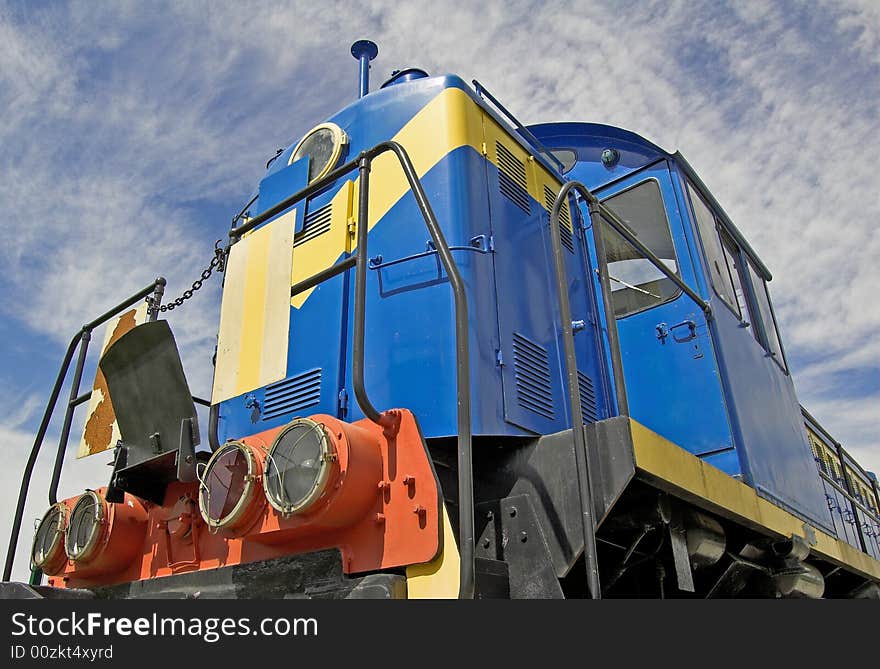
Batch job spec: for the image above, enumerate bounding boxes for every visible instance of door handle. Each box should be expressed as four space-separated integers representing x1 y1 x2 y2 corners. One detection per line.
656 320 697 343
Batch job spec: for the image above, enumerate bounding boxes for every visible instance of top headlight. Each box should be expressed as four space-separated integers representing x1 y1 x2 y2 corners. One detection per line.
290 122 348 183
64 491 105 562
263 418 335 516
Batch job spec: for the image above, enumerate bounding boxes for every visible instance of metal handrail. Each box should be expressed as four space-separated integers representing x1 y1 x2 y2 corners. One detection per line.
803 405 877 488
821 472 880 525
229 141 476 599
549 180 716 599
3 278 166 582
803 405 879 554
472 79 566 175
548 183 606 599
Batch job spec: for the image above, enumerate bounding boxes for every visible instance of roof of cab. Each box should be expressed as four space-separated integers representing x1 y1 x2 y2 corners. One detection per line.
528 121 773 280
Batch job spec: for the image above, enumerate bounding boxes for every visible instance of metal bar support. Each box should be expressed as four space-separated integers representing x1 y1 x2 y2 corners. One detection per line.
3 278 165 582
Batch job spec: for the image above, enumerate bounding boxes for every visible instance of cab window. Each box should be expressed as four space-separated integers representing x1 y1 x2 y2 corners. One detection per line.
747 261 788 372
601 180 681 318
687 182 739 314
719 230 758 341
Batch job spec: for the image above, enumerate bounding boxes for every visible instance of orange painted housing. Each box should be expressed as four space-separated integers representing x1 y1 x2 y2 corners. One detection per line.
46 409 442 589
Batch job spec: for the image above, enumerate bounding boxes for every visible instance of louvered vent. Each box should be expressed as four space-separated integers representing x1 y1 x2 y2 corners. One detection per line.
512 333 554 419
577 371 598 424
544 185 574 253
294 203 332 247
262 368 322 421
496 141 530 214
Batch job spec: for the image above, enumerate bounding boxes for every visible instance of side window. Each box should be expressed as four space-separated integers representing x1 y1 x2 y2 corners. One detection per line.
721 232 757 328
687 183 738 312
601 180 681 318
719 231 758 340
747 261 788 371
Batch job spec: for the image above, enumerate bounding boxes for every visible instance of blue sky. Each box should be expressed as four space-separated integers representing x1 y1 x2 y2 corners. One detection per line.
1 0 877 579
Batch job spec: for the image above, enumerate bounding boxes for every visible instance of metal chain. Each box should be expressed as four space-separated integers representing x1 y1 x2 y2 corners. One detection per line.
155 240 226 312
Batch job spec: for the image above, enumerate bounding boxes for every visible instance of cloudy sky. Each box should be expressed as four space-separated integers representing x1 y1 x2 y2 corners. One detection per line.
1 0 877 580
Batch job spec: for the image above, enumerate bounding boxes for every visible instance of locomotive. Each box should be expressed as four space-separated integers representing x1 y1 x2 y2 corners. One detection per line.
4 41 879 599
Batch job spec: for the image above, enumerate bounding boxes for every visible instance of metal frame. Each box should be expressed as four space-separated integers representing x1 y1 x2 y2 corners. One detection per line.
231 141 475 598
3 277 166 582
472 79 565 175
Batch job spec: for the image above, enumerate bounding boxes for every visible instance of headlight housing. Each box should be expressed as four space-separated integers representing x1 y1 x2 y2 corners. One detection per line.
263 418 336 516
290 122 347 183
64 490 106 563
198 440 264 532
31 503 68 575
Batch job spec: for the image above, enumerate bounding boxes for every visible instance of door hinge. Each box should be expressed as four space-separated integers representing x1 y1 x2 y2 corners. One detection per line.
495 349 504 367
481 141 488 156
337 388 349 417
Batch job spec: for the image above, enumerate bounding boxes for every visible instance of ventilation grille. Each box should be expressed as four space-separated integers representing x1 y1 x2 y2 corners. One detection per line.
262 368 322 421
294 203 332 247
512 333 554 419
544 185 574 253
496 142 530 214
577 371 598 424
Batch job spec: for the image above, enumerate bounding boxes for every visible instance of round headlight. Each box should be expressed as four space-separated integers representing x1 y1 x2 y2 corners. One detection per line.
31 504 68 574
198 441 263 531
64 491 106 563
263 418 335 516
289 123 347 183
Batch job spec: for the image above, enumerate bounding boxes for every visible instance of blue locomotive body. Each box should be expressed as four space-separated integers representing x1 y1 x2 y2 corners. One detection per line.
214 74 615 444
215 71 864 544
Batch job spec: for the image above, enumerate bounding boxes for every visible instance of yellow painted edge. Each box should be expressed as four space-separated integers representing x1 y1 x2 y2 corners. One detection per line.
291 182 353 309
276 86 570 315
629 418 880 581
217 86 574 401
257 212 295 385
235 223 272 394
406 504 461 599
212 230 250 404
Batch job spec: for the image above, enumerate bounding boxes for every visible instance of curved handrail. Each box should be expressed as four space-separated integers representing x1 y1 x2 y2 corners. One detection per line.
3 278 166 582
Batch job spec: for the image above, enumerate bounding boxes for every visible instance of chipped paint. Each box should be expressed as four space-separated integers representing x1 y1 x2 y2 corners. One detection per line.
77 304 148 458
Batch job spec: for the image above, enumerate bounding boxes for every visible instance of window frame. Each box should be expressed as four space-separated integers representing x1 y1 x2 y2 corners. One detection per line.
599 177 684 320
684 178 790 374
685 181 742 320
746 260 790 373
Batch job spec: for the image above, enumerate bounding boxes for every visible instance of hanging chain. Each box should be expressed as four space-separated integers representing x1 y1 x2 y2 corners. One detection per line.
154 240 226 313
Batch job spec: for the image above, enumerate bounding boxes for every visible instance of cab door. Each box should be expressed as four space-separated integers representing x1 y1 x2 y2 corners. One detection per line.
593 162 737 471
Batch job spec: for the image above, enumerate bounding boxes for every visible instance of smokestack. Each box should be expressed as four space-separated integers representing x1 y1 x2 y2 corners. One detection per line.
350 40 379 99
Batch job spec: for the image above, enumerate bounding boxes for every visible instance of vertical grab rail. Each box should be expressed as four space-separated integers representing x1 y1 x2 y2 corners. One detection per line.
3 278 166 583
548 184 613 599
549 181 713 598
232 141 475 598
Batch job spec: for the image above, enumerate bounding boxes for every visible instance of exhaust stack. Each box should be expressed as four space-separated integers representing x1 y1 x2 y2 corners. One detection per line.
351 40 379 99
